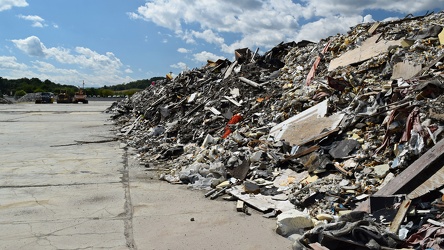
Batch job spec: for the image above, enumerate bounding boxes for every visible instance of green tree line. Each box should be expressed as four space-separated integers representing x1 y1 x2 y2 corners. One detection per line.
0 77 165 98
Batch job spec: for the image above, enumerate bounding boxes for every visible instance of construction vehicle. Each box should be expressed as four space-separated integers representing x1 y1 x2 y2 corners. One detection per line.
72 81 88 104
57 90 71 103
35 92 53 104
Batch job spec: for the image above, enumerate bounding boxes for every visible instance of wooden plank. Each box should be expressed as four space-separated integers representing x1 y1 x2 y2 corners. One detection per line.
389 199 411 234
408 164 444 199
355 138 444 212
367 22 380 35
376 138 444 195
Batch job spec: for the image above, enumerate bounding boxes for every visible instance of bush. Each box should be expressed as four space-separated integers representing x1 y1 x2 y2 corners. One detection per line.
14 90 27 98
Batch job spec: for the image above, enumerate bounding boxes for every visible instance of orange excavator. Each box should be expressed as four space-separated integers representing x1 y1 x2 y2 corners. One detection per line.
72 81 88 104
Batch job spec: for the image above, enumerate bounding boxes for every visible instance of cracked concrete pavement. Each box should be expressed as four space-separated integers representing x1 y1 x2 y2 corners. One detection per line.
0 102 291 249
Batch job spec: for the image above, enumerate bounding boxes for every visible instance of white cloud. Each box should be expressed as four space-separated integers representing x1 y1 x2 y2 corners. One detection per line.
32 61 79 76
125 68 133 73
193 51 223 63
170 62 188 71
130 0 443 57
295 15 365 42
0 0 28 11
363 14 375 23
177 48 190 53
302 0 444 17
12 36 46 57
8 36 132 87
12 36 123 73
190 29 225 45
17 14 45 27
130 0 303 53
0 55 28 70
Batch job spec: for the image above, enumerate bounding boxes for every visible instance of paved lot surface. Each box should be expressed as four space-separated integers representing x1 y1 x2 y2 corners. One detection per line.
0 102 292 249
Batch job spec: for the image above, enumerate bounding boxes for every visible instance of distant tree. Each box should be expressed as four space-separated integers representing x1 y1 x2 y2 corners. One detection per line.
15 90 27 98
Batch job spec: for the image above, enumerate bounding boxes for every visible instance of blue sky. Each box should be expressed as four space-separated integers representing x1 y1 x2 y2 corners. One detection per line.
0 0 442 88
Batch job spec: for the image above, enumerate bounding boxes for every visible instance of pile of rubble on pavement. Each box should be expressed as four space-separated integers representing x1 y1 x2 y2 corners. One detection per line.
0 97 12 104
108 11 444 249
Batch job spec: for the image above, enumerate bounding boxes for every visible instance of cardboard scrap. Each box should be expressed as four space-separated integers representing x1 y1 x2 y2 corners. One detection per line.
228 185 293 213
328 34 402 71
439 29 444 45
269 100 344 146
391 60 422 80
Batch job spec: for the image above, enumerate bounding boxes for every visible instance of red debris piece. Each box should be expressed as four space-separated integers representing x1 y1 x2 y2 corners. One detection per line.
222 114 243 138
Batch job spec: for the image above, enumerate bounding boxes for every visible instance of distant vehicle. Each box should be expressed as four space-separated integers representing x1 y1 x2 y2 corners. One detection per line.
72 83 88 104
35 92 53 104
57 90 71 103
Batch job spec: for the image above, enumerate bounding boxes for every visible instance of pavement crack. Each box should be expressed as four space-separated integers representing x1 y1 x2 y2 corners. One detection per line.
122 148 137 250
31 193 56 214
0 182 121 189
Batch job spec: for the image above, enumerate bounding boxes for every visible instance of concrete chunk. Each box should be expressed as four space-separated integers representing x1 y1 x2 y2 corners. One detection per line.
276 209 314 237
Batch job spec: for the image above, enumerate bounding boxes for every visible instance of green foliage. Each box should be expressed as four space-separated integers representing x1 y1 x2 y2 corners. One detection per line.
14 90 27 97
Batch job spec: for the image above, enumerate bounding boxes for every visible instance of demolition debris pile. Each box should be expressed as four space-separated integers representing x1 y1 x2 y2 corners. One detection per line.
108 12 444 249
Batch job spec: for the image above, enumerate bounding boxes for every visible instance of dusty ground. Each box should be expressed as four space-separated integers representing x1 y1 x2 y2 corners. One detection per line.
0 101 292 249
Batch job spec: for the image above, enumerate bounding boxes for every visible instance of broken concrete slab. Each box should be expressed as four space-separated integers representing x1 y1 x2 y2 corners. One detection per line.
276 209 314 237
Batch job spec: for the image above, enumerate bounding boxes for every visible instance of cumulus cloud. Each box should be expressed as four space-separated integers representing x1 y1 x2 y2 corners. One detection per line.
177 48 191 53
301 0 444 17
295 15 365 42
130 0 442 56
170 61 188 71
129 0 303 52
193 51 223 63
12 36 123 74
12 36 46 57
0 55 28 70
18 14 45 27
8 36 131 86
0 0 28 11
190 29 225 45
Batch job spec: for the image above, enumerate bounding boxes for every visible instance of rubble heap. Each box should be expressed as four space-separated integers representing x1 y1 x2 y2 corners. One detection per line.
108 11 444 249
0 97 12 104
